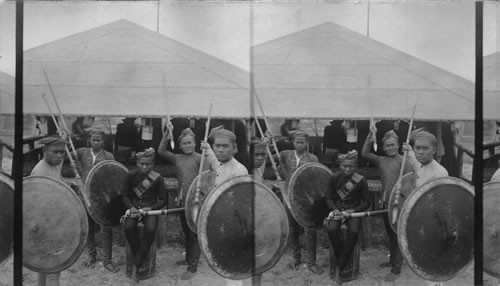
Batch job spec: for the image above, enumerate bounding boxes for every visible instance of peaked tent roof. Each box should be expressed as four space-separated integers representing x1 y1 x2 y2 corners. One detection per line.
0 71 14 115
23 19 250 118
484 51 500 120
252 22 474 121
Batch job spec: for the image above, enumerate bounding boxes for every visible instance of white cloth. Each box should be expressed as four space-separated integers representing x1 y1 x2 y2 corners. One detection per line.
407 151 448 188
31 159 62 180
205 149 248 187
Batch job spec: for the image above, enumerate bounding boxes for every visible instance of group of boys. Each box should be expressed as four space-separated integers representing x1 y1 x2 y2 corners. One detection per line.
31 118 448 285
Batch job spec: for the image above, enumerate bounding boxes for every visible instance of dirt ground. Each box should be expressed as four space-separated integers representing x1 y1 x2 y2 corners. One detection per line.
3 241 486 286
4 214 494 286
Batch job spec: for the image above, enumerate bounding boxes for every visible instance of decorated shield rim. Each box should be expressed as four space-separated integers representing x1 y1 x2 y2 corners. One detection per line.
387 172 417 233
84 160 128 227
184 170 217 233
0 172 14 267
483 181 500 278
288 162 332 229
23 175 88 273
397 176 474 282
198 175 289 280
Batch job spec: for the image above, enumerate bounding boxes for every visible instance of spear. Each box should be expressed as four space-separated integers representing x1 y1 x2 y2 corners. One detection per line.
41 94 90 208
192 102 213 224
42 67 78 159
253 90 282 164
255 118 288 205
254 118 282 181
391 104 417 225
162 73 174 150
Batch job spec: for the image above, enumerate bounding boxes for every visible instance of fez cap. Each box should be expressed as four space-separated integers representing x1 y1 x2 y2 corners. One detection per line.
137 147 155 160
178 128 195 143
38 135 66 146
290 129 309 139
382 130 399 144
411 129 437 146
339 150 358 164
250 138 267 149
212 128 237 143
88 127 106 138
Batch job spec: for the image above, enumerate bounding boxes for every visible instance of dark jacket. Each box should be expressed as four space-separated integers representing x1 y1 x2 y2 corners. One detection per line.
326 171 370 212
122 169 168 210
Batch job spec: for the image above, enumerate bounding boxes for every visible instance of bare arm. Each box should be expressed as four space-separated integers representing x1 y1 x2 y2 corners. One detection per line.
361 131 378 164
158 131 177 164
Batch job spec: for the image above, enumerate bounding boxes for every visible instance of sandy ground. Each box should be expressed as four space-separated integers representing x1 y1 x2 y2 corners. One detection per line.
10 242 483 286
7 214 492 286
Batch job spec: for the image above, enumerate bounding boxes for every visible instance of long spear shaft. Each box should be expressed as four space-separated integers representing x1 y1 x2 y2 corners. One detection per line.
391 104 417 225
142 208 184 216
41 95 90 208
255 118 282 182
42 68 78 159
41 94 78 174
192 103 213 222
343 209 387 219
253 90 282 164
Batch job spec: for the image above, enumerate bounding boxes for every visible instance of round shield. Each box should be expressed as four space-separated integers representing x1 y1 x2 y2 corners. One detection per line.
388 173 417 232
484 181 500 278
398 177 474 282
84 160 128 227
198 175 289 280
0 173 13 266
23 176 88 273
185 170 217 233
287 162 333 229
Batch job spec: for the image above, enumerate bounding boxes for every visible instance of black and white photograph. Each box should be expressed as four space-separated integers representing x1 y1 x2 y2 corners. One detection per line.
0 0 498 285
483 1 500 285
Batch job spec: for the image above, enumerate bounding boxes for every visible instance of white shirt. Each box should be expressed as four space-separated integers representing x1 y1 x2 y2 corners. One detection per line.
205 148 248 187
407 151 449 188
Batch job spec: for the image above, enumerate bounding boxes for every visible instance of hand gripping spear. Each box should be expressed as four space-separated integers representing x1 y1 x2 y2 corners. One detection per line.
391 104 417 225
191 102 213 224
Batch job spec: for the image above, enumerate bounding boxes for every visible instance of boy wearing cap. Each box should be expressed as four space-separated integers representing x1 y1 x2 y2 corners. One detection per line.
200 128 248 186
362 128 412 281
274 130 322 275
250 138 268 184
31 136 68 286
403 130 448 187
158 125 208 280
75 128 118 273
325 150 370 283
122 148 168 281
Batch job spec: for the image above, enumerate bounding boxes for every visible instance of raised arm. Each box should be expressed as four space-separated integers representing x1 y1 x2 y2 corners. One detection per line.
361 130 379 164
402 143 421 173
200 141 220 172
157 129 176 164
